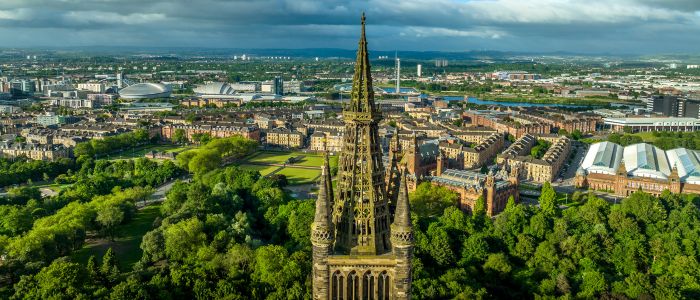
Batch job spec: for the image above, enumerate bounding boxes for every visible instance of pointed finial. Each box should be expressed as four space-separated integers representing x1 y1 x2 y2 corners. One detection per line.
345 12 376 115
393 167 412 228
314 156 333 226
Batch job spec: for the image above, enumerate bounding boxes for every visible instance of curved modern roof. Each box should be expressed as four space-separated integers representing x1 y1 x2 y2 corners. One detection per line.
581 141 623 175
667 148 700 184
119 83 171 99
623 143 670 180
194 82 236 95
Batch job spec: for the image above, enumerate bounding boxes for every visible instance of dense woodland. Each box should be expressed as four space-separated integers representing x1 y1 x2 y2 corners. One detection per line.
1 135 700 299
0 157 75 187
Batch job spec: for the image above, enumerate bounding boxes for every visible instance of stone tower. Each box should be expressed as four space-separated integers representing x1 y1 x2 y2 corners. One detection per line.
312 13 414 300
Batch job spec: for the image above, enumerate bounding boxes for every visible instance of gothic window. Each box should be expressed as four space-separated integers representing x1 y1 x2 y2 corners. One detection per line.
363 271 375 300
347 271 359 300
332 271 344 300
377 271 390 300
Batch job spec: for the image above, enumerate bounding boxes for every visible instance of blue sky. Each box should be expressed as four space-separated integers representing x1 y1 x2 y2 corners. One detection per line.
1 0 699 54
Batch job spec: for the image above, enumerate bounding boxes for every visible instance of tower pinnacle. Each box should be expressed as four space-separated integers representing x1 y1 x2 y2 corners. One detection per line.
346 11 377 117
311 154 334 245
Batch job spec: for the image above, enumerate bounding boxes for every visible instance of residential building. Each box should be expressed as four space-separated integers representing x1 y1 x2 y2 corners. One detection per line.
0 142 71 160
161 124 261 142
309 129 343 153
265 127 304 148
498 134 571 183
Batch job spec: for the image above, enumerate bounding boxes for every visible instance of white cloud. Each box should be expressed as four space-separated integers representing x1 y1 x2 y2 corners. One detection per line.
63 11 167 25
404 26 506 39
0 8 30 20
462 0 692 24
0 0 698 52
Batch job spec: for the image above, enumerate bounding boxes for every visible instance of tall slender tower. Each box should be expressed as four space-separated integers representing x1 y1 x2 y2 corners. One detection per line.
395 54 401 95
312 13 414 300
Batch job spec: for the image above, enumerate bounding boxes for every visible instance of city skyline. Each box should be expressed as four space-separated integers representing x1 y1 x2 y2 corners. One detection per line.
1 0 700 54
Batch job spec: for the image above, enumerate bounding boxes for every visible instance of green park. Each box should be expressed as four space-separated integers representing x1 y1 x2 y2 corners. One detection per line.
236 150 337 185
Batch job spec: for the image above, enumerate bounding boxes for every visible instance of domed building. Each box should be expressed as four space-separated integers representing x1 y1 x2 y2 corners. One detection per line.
193 82 237 97
119 83 171 100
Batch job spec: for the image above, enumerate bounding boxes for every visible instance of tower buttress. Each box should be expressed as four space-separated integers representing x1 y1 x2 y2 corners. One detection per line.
311 153 334 299
391 167 414 300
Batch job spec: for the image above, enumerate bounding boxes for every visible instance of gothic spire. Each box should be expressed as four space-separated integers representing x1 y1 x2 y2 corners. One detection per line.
393 167 412 228
347 12 376 115
313 155 333 227
333 13 391 255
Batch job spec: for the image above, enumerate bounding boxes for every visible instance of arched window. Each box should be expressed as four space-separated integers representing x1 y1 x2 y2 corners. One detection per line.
378 271 390 300
347 271 359 300
332 271 344 300
363 271 375 300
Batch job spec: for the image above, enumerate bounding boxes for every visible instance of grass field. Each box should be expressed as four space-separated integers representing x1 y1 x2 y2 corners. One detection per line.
237 150 334 185
275 167 321 185
243 150 334 166
294 155 326 167
239 164 281 176
244 151 299 164
72 204 161 269
632 132 659 143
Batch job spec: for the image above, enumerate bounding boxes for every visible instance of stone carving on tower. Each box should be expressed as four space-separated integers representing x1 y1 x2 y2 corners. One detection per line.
311 13 414 300
385 128 402 211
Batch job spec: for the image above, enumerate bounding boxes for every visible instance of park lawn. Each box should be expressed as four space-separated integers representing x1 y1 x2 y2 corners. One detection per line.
243 150 336 167
276 167 321 185
633 132 659 143
294 154 327 167
72 204 161 270
239 164 281 176
244 151 300 165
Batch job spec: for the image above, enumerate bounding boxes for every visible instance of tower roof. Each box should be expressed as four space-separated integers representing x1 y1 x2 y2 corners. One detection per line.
346 12 377 116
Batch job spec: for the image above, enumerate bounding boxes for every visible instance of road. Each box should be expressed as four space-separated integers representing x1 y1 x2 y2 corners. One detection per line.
136 176 191 209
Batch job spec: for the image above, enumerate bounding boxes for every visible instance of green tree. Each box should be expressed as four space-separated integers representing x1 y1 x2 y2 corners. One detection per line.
539 182 557 216
188 150 222 176
410 182 458 217
173 129 187 144
571 129 583 140
506 195 516 211
12 259 91 299
96 205 124 241
483 253 512 275
163 217 206 262
474 196 486 217
101 248 120 285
